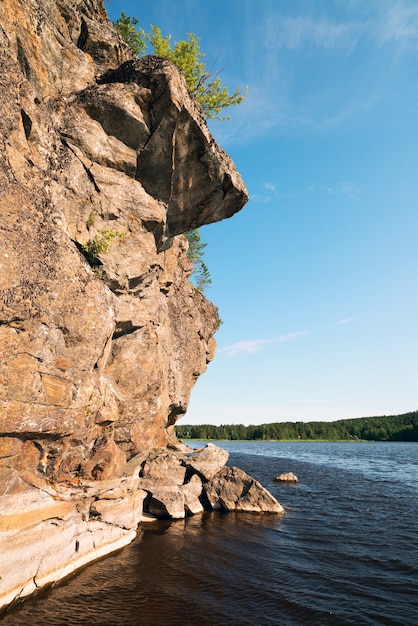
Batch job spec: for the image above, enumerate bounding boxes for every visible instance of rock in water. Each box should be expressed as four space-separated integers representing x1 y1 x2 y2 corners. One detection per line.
274 472 299 483
204 466 285 514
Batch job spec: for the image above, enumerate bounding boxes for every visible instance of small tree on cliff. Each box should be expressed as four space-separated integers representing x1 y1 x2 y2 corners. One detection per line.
113 12 147 56
185 229 212 294
113 14 247 120
112 14 240 293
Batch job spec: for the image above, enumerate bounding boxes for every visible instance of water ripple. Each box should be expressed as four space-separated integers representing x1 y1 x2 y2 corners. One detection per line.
1 442 417 626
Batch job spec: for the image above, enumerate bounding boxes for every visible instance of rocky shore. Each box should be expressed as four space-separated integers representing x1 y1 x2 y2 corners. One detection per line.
0 444 283 610
0 0 283 611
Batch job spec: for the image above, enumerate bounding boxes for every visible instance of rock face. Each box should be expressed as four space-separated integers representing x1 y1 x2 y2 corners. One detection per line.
0 0 247 485
0 0 282 611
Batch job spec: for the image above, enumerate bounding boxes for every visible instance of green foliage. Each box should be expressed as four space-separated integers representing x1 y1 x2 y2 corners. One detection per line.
86 212 96 227
113 12 147 56
82 228 125 264
146 26 247 120
175 411 418 442
113 16 247 120
185 229 212 294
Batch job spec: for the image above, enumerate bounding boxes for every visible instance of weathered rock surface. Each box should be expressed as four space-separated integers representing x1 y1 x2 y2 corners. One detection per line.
274 472 299 483
181 474 204 515
0 0 248 489
185 442 230 480
0 0 284 612
204 466 285 513
0 481 138 610
140 448 187 486
0 445 284 609
90 489 147 529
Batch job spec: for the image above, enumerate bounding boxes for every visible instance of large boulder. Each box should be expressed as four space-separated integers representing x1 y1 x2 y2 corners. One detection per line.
140 448 187 486
185 443 229 480
147 486 186 519
204 467 285 514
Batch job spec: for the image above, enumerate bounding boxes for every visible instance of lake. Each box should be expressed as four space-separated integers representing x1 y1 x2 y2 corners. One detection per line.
1 441 417 625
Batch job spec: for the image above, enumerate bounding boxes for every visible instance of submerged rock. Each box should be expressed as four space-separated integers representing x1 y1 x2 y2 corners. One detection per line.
274 472 299 483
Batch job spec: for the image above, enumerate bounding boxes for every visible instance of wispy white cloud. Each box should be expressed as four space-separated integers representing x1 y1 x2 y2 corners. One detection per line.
319 180 359 200
339 181 359 200
211 4 418 147
264 182 276 191
219 331 310 357
250 194 272 204
377 3 418 44
336 317 356 325
263 16 361 51
249 182 281 204
263 5 418 52
313 95 379 132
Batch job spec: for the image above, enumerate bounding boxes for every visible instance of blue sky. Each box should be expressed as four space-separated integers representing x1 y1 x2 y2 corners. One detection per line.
106 0 418 425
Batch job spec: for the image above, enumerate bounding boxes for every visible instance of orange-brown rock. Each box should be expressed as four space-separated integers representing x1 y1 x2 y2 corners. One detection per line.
0 0 286 612
0 0 247 488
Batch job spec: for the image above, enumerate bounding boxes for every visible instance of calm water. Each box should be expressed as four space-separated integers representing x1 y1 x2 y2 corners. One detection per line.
1 441 417 626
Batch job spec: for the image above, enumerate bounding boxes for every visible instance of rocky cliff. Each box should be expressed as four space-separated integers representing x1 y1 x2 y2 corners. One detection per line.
0 0 281 611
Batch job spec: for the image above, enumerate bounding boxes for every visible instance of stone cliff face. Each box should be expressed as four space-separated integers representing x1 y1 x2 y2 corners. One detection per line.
0 0 282 611
0 0 247 488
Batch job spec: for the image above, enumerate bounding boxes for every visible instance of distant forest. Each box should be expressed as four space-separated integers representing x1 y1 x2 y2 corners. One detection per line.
175 411 418 442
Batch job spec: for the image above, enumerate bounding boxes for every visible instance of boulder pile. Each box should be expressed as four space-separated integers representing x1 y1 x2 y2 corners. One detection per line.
0 444 284 609
128 443 284 519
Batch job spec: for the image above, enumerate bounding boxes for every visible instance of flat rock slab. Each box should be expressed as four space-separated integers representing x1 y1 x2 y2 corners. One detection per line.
90 489 147 530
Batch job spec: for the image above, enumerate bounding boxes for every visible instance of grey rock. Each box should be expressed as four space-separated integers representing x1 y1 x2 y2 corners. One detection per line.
181 474 204 515
140 448 187 486
274 472 299 483
185 443 229 480
147 487 185 519
204 466 285 514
